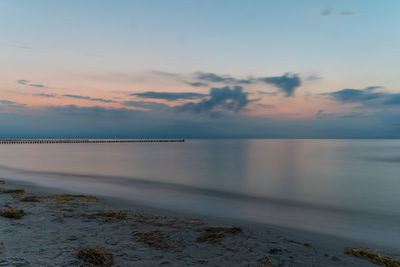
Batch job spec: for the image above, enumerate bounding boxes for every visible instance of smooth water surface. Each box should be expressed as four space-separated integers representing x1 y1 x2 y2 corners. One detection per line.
0 139 399 248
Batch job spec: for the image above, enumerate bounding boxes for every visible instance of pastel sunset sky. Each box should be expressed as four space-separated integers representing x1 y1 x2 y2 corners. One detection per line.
1 0 399 138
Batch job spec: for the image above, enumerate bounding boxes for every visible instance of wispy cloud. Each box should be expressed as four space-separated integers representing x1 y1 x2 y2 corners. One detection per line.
62 94 116 103
340 11 355 16
10 44 32 50
184 81 208 87
131 91 207 101
323 86 400 109
17 79 46 88
47 105 137 118
122 101 170 111
320 8 333 16
324 86 384 103
0 100 26 108
34 93 58 98
320 8 355 17
195 72 254 84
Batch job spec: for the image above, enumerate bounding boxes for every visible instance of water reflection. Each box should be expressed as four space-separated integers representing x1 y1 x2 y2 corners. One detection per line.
0 140 400 249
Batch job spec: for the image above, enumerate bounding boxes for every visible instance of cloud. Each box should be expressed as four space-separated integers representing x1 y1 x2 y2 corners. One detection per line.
260 73 301 97
306 73 322 81
17 80 29 85
340 11 355 16
195 72 254 84
257 91 278 96
184 81 208 87
122 101 170 111
63 94 116 103
320 8 355 17
47 105 137 118
0 100 26 108
131 91 207 101
34 93 57 98
324 86 384 103
324 86 400 109
256 103 275 109
29 83 44 88
174 86 249 115
321 8 333 16
10 44 32 50
17 79 45 88
150 70 179 77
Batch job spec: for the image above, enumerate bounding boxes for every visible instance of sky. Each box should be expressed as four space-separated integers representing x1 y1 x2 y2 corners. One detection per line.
1 0 400 138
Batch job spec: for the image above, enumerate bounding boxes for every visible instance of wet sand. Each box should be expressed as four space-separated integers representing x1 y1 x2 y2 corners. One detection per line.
0 179 396 266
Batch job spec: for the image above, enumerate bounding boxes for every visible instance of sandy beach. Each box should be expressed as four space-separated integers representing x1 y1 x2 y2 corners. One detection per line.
0 178 397 267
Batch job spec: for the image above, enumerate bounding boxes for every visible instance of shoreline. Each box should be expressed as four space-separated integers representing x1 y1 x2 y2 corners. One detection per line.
0 178 396 266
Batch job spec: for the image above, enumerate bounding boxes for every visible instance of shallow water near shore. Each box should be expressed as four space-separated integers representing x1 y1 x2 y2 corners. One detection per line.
0 139 399 250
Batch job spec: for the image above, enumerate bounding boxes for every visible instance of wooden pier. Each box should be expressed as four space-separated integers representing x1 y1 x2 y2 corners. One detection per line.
0 139 184 144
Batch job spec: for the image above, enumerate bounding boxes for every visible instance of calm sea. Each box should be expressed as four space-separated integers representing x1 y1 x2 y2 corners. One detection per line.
0 139 399 249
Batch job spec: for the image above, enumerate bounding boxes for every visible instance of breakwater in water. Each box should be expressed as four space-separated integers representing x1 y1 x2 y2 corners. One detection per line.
0 139 184 144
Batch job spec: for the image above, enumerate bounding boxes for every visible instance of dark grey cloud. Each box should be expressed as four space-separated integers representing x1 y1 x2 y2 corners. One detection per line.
34 93 57 98
175 86 249 115
122 101 170 111
194 72 302 96
184 81 208 87
17 79 45 88
131 91 207 101
260 73 301 97
63 94 116 103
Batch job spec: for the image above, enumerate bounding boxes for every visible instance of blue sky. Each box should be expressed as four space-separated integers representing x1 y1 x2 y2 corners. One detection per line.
0 0 399 138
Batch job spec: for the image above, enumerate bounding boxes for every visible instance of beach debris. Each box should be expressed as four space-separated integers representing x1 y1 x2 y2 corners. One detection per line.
196 226 243 243
286 239 315 249
77 246 115 267
136 230 182 249
94 210 129 223
50 194 99 204
0 208 25 219
0 180 5 184
344 247 400 267
19 195 41 202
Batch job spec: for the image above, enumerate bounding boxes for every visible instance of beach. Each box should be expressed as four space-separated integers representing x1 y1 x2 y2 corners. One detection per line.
0 178 395 267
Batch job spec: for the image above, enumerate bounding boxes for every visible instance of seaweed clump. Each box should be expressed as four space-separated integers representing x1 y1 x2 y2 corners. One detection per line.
50 194 98 204
344 247 400 267
136 230 182 249
94 210 129 223
0 208 25 219
77 246 115 267
20 196 41 202
0 188 25 198
196 226 242 242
